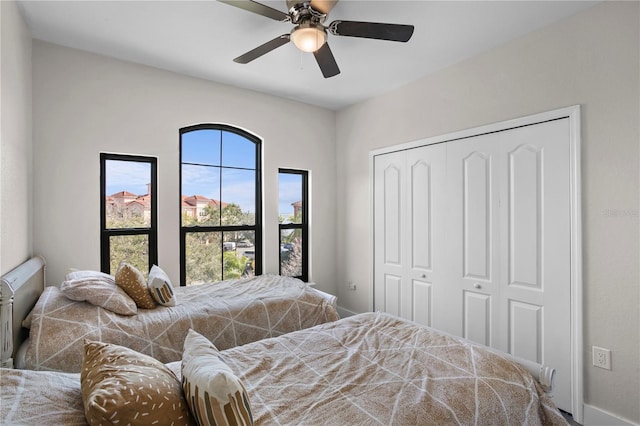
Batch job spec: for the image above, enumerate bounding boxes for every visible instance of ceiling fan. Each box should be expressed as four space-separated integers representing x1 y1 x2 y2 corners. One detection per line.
218 0 414 78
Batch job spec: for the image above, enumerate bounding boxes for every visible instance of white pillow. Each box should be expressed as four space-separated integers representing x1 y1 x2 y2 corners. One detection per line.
61 270 137 315
181 329 253 426
148 265 177 306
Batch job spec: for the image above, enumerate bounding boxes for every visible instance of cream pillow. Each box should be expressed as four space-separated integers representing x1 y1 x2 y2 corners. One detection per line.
61 270 137 315
81 339 194 426
114 262 156 309
148 265 177 307
182 329 253 426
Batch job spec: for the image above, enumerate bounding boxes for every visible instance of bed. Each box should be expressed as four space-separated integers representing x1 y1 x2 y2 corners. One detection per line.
0 311 567 425
0 256 339 372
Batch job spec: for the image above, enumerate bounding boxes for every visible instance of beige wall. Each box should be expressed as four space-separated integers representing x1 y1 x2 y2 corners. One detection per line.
335 2 639 423
0 1 32 275
31 41 338 296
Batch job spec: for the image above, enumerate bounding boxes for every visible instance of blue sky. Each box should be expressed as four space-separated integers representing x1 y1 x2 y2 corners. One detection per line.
106 129 301 215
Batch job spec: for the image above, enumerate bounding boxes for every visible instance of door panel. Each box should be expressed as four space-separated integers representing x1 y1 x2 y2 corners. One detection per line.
412 279 432 326
383 166 402 265
409 145 446 326
508 145 541 288
498 119 572 411
444 134 500 339
410 159 432 271
463 152 491 280
384 274 402 316
374 151 405 313
463 290 492 346
509 300 543 362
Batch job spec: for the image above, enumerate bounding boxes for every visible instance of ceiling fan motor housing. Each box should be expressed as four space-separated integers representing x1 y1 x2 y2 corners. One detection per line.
287 1 327 25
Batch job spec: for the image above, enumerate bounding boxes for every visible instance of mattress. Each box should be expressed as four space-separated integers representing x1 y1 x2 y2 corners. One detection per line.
2 312 567 425
18 273 339 372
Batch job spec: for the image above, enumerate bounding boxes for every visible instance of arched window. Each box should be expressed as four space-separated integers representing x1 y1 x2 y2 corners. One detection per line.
180 124 262 285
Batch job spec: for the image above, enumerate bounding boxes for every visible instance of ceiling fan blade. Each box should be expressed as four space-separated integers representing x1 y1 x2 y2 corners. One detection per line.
217 0 289 21
329 20 414 42
313 42 340 78
234 35 291 64
310 0 338 15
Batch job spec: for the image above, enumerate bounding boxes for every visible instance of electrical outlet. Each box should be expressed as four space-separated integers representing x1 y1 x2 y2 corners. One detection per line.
348 281 356 291
592 346 611 370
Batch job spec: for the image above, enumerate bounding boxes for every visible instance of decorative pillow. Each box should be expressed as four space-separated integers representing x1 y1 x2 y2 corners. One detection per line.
61 270 137 315
81 339 194 426
182 329 253 426
114 262 156 309
148 265 177 307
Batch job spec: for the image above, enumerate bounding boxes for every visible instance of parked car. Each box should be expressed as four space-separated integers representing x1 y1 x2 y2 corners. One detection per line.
244 250 255 260
237 240 253 247
282 243 294 251
223 242 236 252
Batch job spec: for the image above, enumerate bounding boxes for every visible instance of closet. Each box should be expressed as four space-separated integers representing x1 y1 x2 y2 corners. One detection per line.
372 108 581 416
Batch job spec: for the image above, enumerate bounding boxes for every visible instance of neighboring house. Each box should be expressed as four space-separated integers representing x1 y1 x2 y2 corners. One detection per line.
292 200 302 220
181 195 228 221
107 190 151 222
107 189 227 223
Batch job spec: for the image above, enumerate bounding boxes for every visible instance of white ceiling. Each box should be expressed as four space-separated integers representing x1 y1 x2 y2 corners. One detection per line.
18 0 597 110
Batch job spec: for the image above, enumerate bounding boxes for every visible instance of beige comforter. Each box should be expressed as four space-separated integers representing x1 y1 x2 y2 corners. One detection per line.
2 312 567 425
20 274 338 372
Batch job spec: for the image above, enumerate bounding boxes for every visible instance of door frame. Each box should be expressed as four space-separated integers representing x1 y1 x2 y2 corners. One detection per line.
369 105 583 422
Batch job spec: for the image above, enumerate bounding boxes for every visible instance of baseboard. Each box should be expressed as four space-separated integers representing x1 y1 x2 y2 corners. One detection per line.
583 404 638 426
336 305 358 318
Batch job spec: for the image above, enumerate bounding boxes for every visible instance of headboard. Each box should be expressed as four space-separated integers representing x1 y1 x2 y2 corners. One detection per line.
0 256 46 368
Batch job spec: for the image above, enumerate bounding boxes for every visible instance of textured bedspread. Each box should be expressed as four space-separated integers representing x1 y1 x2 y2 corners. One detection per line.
3 312 568 425
227 312 568 425
20 274 339 372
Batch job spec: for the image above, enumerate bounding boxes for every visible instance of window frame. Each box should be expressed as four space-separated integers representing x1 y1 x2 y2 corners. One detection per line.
278 168 309 282
100 152 158 274
179 124 263 285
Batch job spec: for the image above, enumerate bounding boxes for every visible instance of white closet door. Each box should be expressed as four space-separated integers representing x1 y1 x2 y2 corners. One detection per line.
443 133 501 343
374 144 445 324
405 144 446 326
373 110 578 415
497 118 571 411
444 119 572 411
373 151 405 317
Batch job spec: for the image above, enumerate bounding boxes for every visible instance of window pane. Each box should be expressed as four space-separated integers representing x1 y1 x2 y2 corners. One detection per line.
182 129 220 166
235 231 255 279
181 164 220 226
221 131 255 169
221 168 255 226
109 234 149 276
105 160 151 229
185 232 222 285
279 173 303 224
280 228 303 277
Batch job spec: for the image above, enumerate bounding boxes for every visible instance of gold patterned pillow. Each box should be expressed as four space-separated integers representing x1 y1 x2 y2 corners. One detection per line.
148 264 177 307
182 329 254 426
115 262 156 309
81 339 194 426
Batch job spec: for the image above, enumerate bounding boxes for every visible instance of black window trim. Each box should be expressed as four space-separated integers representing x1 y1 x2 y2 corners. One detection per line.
100 152 158 274
278 168 309 282
179 123 263 286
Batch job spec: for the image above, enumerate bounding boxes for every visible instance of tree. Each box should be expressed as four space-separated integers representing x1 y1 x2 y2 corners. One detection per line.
281 237 302 278
183 202 258 285
106 209 149 275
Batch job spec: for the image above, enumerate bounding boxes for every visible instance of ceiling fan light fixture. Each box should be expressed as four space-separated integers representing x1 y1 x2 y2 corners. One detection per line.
291 22 326 53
